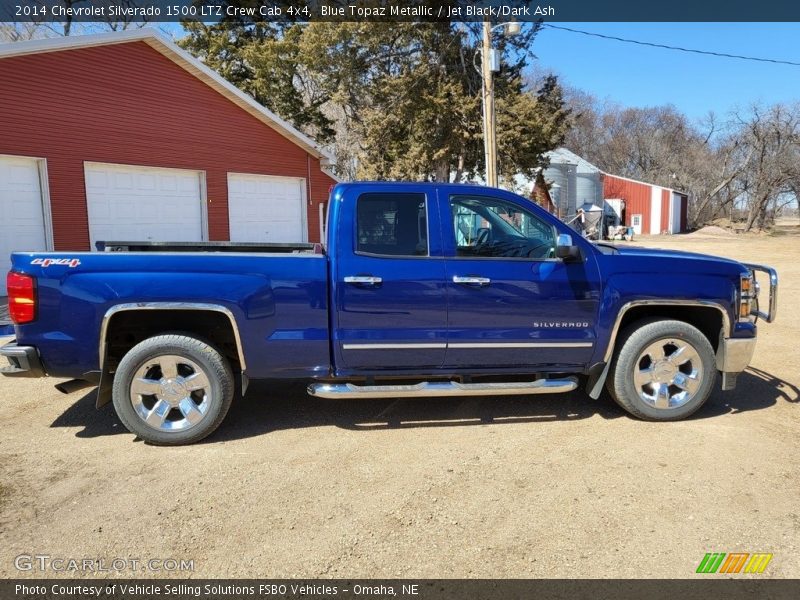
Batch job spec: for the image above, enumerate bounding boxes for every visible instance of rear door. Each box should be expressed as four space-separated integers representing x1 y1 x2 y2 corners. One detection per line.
441 189 601 370
332 186 447 371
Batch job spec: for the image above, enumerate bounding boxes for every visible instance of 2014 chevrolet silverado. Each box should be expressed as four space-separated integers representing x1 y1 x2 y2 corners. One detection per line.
1 182 778 445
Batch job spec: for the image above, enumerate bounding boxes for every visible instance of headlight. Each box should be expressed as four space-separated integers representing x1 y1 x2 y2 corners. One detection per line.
739 273 755 320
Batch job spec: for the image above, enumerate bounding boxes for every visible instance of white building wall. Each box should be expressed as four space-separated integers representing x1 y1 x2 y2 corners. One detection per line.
650 186 662 234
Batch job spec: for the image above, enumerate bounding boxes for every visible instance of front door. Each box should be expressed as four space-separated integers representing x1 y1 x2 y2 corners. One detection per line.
442 191 601 370
334 189 448 371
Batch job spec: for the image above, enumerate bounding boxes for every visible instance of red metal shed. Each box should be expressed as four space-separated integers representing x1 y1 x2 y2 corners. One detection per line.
603 173 687 236
0 29 338 293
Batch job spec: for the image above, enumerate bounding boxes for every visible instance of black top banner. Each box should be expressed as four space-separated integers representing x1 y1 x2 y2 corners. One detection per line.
3 0 800 23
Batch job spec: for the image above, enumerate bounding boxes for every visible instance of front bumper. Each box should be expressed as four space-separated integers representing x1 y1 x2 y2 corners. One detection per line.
716 336 756 373
714 262 777 390
716 335 757 391
0 341 46 378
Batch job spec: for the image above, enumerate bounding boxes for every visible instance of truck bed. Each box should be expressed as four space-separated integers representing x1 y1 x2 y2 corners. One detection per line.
9 250 331 380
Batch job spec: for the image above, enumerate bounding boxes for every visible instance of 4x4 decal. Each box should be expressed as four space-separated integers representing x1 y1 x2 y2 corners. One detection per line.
31 258 81 268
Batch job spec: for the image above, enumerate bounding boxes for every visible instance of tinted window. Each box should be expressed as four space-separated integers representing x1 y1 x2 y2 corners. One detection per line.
450 195 555 259
357 193 428 256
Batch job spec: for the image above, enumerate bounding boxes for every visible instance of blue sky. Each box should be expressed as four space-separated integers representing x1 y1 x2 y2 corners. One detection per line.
161 21 799 123
529 23 800 122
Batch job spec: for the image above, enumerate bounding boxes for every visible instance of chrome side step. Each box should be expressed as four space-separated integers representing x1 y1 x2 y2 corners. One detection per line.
307 377 578 400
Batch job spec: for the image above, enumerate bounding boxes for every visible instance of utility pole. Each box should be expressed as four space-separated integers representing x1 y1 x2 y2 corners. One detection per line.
480 21 520 188
481 20 497 187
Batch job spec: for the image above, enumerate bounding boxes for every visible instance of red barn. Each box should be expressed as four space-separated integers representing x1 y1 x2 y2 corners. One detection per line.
603 173 688 236
0 29 338 294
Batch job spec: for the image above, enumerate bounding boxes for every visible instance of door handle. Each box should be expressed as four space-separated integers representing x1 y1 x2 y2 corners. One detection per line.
453 275 491 286
344 275 383 286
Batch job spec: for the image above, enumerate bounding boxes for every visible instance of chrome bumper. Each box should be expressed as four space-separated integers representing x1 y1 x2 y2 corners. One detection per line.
716 336 756 373
744 263 778 323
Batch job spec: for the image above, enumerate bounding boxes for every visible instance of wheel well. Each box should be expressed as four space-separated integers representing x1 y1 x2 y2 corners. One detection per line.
103 310 241 374
615 305 724 353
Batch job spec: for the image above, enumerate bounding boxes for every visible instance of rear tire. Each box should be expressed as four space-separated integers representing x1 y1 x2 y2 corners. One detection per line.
112 334 234 445
606 319 716 421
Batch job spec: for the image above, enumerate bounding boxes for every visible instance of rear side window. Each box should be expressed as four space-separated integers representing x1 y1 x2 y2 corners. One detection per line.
356 193 428 257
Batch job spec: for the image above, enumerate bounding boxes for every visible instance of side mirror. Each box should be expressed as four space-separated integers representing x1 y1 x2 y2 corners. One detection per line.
555 233 581 261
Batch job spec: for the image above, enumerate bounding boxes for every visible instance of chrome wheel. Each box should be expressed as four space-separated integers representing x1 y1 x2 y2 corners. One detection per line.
632 338 703 410
129 355 211 432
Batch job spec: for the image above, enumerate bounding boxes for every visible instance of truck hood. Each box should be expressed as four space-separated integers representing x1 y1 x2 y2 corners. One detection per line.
614 245 738 262
597 244 748 275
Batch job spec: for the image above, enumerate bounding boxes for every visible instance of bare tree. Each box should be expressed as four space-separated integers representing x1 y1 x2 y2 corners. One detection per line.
1 0 151 40
0 22 48 42
735 103 800 230
562 91 800 230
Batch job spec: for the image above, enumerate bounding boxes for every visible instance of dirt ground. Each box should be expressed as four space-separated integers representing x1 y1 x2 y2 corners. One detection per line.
0 232 798 579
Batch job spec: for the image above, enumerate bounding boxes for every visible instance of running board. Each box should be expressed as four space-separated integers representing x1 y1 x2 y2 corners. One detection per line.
307 377 578 400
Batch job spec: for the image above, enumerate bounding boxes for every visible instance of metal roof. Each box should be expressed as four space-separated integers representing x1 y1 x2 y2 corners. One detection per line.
544 148 602 173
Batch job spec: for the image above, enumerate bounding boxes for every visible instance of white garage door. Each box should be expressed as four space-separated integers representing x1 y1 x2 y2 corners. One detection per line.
85 163 205 249
0 156 49 295
227 173 306 243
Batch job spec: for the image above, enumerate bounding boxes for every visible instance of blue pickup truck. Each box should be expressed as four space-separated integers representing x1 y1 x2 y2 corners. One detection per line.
2 182 778 445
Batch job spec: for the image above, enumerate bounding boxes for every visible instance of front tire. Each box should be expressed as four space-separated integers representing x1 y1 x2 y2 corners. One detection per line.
112 334 234 445
606 319 716 421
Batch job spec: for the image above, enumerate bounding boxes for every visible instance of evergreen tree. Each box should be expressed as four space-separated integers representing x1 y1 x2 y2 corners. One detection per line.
181 14 334 143
180 17 571 182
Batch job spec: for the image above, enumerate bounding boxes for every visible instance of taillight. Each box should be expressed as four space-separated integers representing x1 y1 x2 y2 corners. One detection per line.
7 272 36 324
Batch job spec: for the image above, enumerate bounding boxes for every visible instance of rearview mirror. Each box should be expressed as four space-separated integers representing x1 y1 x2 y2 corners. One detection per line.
555 233 581 261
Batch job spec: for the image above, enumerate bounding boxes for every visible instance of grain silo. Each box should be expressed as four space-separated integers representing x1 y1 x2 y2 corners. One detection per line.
576 170 603 206
544 148 603 219
543 159 577 218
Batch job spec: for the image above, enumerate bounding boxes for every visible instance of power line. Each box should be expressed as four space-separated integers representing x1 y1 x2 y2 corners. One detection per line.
542 24 800 67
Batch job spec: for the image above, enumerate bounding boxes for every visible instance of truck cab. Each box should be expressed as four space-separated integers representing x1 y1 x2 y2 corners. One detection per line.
328 182 601 375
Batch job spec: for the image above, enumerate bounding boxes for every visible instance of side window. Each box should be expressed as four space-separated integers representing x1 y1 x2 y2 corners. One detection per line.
356 193 428 257
450 195 555 259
